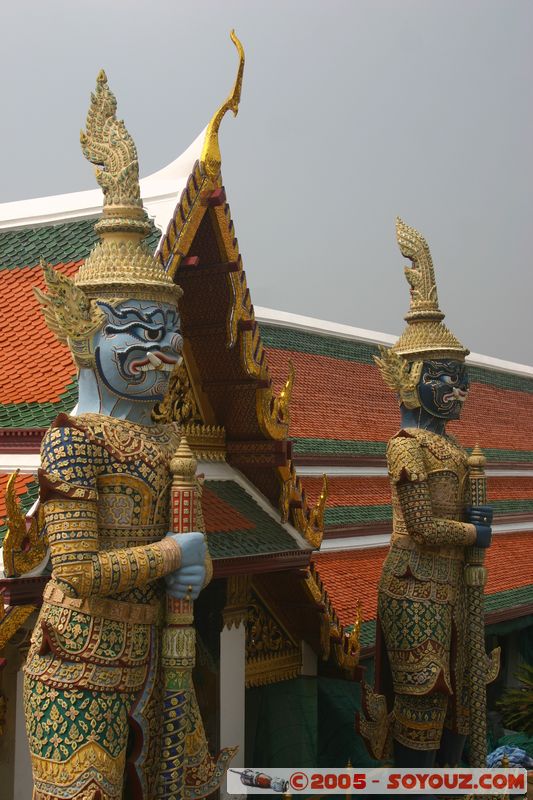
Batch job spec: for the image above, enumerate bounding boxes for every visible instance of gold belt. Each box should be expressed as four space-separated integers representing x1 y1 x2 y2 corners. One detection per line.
43 581 162 624
390 533 466 561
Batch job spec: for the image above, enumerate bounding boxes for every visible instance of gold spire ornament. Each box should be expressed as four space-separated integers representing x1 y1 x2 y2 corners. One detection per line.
201 30 245 180
375 218 468 404
393 217 468 360
35 70 182 363
3 471 47 577
76 69 182 302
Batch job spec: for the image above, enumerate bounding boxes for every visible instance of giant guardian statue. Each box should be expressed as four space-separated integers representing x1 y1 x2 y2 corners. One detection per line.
360 219 496 772
24 68 234 800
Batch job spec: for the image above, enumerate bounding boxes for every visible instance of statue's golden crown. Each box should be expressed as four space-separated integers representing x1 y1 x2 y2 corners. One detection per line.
34 70 183 364
75 69 182 304
375 218 468 405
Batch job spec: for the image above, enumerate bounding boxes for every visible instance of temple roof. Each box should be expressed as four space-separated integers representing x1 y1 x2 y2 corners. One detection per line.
0 103 532 664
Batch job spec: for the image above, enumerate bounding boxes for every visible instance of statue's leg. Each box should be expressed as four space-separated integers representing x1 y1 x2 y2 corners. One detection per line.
25 674 135 800
436 728 467 767
392 692 447 763
389 693 448 799
436 590 469 767
393 739 437 767
124 625 163 798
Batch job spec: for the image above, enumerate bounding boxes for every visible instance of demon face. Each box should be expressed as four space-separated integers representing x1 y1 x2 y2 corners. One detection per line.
93 300 183 403
417 359 469 420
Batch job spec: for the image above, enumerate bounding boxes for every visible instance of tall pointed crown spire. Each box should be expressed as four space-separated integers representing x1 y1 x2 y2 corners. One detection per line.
74 70 182 303
393 218 468 360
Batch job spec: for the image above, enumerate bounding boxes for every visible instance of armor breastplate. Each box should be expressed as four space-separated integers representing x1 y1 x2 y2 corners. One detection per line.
391 429 469 554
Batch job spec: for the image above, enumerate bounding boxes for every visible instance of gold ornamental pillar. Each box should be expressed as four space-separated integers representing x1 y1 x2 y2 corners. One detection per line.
159 437 236 799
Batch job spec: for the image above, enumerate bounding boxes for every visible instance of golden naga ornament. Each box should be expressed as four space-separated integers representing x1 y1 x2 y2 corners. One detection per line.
201 29 245 180
3 471 47 578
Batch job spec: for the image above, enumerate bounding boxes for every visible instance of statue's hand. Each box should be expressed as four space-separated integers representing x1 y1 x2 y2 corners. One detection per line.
165 564 206 599
466 505 493 527
473 525 492 548
165 532 206 599
466 505 493 548
167 531 206 567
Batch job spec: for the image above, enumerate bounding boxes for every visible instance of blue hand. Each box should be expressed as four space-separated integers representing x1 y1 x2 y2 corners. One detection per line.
164 532 207 599
473 524 492 549
165 564 206 599
167 531 206 567
465 506 493 548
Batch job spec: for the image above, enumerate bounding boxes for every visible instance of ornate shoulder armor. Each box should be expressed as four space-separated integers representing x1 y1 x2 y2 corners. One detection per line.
387 430 427 484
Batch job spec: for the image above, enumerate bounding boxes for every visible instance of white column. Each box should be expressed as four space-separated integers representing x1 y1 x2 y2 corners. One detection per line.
14 669 32 800
301 641 318 677
220 621 246 767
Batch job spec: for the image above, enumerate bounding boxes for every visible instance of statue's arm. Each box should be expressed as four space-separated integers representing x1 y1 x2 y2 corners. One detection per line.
388 434 476 548
396 480 476 547
39 424 181 599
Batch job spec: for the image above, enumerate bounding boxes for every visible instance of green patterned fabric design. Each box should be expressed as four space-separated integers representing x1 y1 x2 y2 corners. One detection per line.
358 587 533 650
0 217 161 270
205 480 305 559
0 477 39 543
25 676 135 762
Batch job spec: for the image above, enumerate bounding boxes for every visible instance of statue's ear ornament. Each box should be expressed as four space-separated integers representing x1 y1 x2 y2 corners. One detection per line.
33 260 104 367
374 347 422 409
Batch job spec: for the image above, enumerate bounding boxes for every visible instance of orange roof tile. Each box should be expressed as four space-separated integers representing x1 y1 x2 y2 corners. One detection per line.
1 262 78 404
313 531 533 627
301 476 392 507
301 475 533 515
266 347 533 456
201 485 255 533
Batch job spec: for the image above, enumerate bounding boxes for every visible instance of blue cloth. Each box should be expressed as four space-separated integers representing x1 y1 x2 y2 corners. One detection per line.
487 745 533 769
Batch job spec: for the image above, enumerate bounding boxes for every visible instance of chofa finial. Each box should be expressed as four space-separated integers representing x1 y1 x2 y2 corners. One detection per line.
201 30 245 180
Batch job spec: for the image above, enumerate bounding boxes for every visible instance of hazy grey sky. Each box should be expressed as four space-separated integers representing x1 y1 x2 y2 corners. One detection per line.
1 1 531 363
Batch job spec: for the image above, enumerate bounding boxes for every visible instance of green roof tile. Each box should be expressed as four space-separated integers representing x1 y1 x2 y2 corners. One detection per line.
0 217 161 270
261 325 378 366
325 505 392 527
205 480 305 560
262 325 533 394
324 500 533 529
292 437 533 465
485 585 533 614
0 379 78 428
